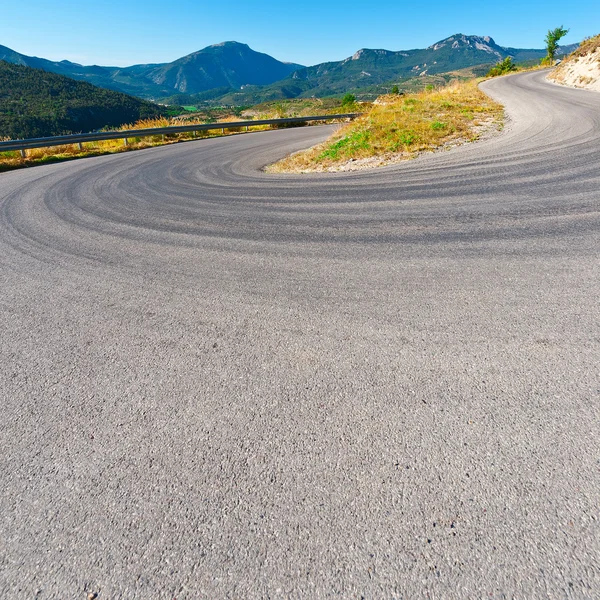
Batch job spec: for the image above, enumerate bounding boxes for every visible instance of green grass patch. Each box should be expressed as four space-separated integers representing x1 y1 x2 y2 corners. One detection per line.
318 130 370 161
268 79 504 172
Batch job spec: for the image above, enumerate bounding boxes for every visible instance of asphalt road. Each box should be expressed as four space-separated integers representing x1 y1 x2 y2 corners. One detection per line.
1 71 599 599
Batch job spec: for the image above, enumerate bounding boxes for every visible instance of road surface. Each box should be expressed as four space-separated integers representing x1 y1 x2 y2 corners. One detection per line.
1 71 599 598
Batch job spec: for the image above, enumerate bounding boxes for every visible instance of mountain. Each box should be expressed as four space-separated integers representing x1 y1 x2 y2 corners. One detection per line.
140 42 303 93
0 61 165 139
0 35 580 108
158 34 579 106
211 34 580 104
0 42 304 100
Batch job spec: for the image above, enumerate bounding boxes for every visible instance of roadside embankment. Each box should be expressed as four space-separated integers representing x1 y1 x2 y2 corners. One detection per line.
548 34 600 92
266 80 504 173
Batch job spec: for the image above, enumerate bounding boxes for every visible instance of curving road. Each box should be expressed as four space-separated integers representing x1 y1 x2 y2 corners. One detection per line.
1 71 599 598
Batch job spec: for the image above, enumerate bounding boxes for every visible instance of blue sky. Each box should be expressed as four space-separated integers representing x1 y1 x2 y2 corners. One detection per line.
2 1 598 67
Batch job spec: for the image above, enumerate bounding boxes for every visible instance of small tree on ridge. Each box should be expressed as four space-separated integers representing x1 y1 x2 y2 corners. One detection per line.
543 26 569 65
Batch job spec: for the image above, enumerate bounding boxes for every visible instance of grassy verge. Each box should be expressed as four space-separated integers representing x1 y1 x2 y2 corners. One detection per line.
266 80 504 173
0 116 275 173
0 108 358 173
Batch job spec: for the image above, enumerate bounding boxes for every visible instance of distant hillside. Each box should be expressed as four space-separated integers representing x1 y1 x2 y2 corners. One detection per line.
0 42 304 100
0 44 151 97
0 61 164 139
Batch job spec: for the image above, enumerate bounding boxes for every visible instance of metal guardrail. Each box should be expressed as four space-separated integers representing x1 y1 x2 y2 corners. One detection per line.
0 114 361 156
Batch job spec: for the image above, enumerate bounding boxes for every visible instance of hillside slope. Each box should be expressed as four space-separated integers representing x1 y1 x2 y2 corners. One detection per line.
0 61 164 139
0 42 303 100
548 35 600 92
0 44 151 97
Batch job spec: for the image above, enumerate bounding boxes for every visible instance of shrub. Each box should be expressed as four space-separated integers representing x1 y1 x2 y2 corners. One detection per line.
398 131 417 145
274 103 286 118
341 93 357 108
487 56 517 77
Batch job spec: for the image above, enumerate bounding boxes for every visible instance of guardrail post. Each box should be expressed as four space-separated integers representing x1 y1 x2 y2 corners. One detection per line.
20 149 26 158
221 128 225 134
78 142 83 151
123 138 128 146
245 126 248 132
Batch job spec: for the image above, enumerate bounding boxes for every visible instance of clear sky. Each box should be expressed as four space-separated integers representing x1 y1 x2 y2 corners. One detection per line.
2 0 598 67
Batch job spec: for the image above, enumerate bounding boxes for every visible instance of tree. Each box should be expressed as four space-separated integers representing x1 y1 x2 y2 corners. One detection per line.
487 56 517 77
391 85 400 95
543 26 569 65
341 93 356 107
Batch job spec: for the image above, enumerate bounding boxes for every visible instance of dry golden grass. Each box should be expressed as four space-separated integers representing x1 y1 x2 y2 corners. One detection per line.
0 138 161 172
0 114 274 172
267 80 503 173
214 115 272 133
565 34 600 60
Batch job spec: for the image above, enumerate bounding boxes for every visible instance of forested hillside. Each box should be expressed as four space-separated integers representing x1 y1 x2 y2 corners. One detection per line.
0 61 165 139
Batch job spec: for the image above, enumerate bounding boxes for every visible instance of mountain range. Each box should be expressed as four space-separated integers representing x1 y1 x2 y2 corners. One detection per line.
0 41 304 100
209 34 578 104
1 35 579 106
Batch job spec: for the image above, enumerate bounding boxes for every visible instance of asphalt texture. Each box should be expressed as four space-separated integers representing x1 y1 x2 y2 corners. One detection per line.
1 71 599 599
